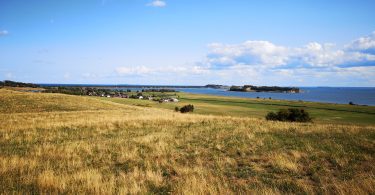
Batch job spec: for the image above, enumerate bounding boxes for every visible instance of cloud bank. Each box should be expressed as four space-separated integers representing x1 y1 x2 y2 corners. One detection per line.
205 37 375 69
114 31 375 86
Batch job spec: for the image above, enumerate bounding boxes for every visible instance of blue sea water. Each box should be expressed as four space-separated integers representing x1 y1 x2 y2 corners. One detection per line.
175 87 375 106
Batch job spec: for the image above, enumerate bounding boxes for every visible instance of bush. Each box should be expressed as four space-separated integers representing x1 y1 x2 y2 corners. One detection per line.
174 106 180 112
180 104 194 113
266 108 312 122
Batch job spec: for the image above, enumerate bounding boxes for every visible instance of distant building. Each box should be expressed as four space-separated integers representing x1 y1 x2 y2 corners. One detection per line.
170 98 179 102
243 86 253 92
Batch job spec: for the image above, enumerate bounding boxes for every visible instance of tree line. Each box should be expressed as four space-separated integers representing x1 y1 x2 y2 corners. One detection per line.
0 80 40 88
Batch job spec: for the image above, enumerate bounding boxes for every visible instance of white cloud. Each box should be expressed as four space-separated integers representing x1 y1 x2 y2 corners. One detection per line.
115 65 209 77
82 73 98 78
116 66 152 76
147 0 166 7
192 32 375 86
346 31 375 54
207 41 289 68
190 65 210 74
0 30 9 36
205 36 375 69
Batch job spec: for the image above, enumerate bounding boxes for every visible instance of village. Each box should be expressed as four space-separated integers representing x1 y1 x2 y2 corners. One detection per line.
97 92 179 103
40 86 181 103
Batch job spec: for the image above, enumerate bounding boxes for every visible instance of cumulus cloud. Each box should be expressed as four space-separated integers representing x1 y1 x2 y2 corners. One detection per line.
0 30 9 36
146 0 166 7
346 31 375 54
207 41 289 68
205 35 375 70
193 31 375 86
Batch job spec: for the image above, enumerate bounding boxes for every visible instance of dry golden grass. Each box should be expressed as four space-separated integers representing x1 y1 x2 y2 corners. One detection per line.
1 89 374 194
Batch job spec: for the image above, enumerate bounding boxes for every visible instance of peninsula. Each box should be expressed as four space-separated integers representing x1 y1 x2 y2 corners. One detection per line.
229 85 300 93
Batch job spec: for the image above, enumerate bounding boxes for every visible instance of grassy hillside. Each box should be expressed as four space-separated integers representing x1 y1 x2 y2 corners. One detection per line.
0 89 132 113
1 89 375 194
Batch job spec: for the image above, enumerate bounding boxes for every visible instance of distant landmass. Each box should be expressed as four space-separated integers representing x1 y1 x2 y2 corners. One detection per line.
205 84 230 89
0 80 40 88
229 85 300 93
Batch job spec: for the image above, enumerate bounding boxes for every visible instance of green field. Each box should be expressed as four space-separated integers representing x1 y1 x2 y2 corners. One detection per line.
1 88 375 194
97 92 375 125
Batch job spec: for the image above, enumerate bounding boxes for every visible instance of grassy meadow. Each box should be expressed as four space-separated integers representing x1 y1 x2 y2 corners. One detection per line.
1 88 375 194
99 92 375 125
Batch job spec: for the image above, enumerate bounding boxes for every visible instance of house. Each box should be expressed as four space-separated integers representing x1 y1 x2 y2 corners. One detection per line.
170 98 179 102
106 95 111 98
243 85 253 92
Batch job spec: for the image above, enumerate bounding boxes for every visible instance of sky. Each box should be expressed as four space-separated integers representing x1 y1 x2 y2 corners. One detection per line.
1 0 375 86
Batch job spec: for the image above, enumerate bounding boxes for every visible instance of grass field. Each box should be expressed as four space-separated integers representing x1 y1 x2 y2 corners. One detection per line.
98 92 375 125
1 88 375 194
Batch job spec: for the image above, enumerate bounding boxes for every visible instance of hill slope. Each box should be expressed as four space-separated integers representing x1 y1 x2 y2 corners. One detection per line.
1 89 374 194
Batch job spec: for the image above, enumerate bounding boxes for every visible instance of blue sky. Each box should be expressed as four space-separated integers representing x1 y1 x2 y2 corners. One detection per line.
1 0 375 86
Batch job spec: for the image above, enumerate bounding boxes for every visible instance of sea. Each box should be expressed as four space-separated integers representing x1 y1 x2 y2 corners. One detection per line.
175 87 375 106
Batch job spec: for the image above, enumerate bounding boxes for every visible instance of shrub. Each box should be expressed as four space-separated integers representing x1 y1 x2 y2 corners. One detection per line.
180 104 194 113
265 112 278 121
266 108 312 122
174 106 180 112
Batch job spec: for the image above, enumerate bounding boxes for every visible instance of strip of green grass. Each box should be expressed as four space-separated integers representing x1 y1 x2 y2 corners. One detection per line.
94 92 375 125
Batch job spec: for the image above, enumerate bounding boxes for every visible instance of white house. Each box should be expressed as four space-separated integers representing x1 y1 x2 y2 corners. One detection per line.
170 98 179 102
